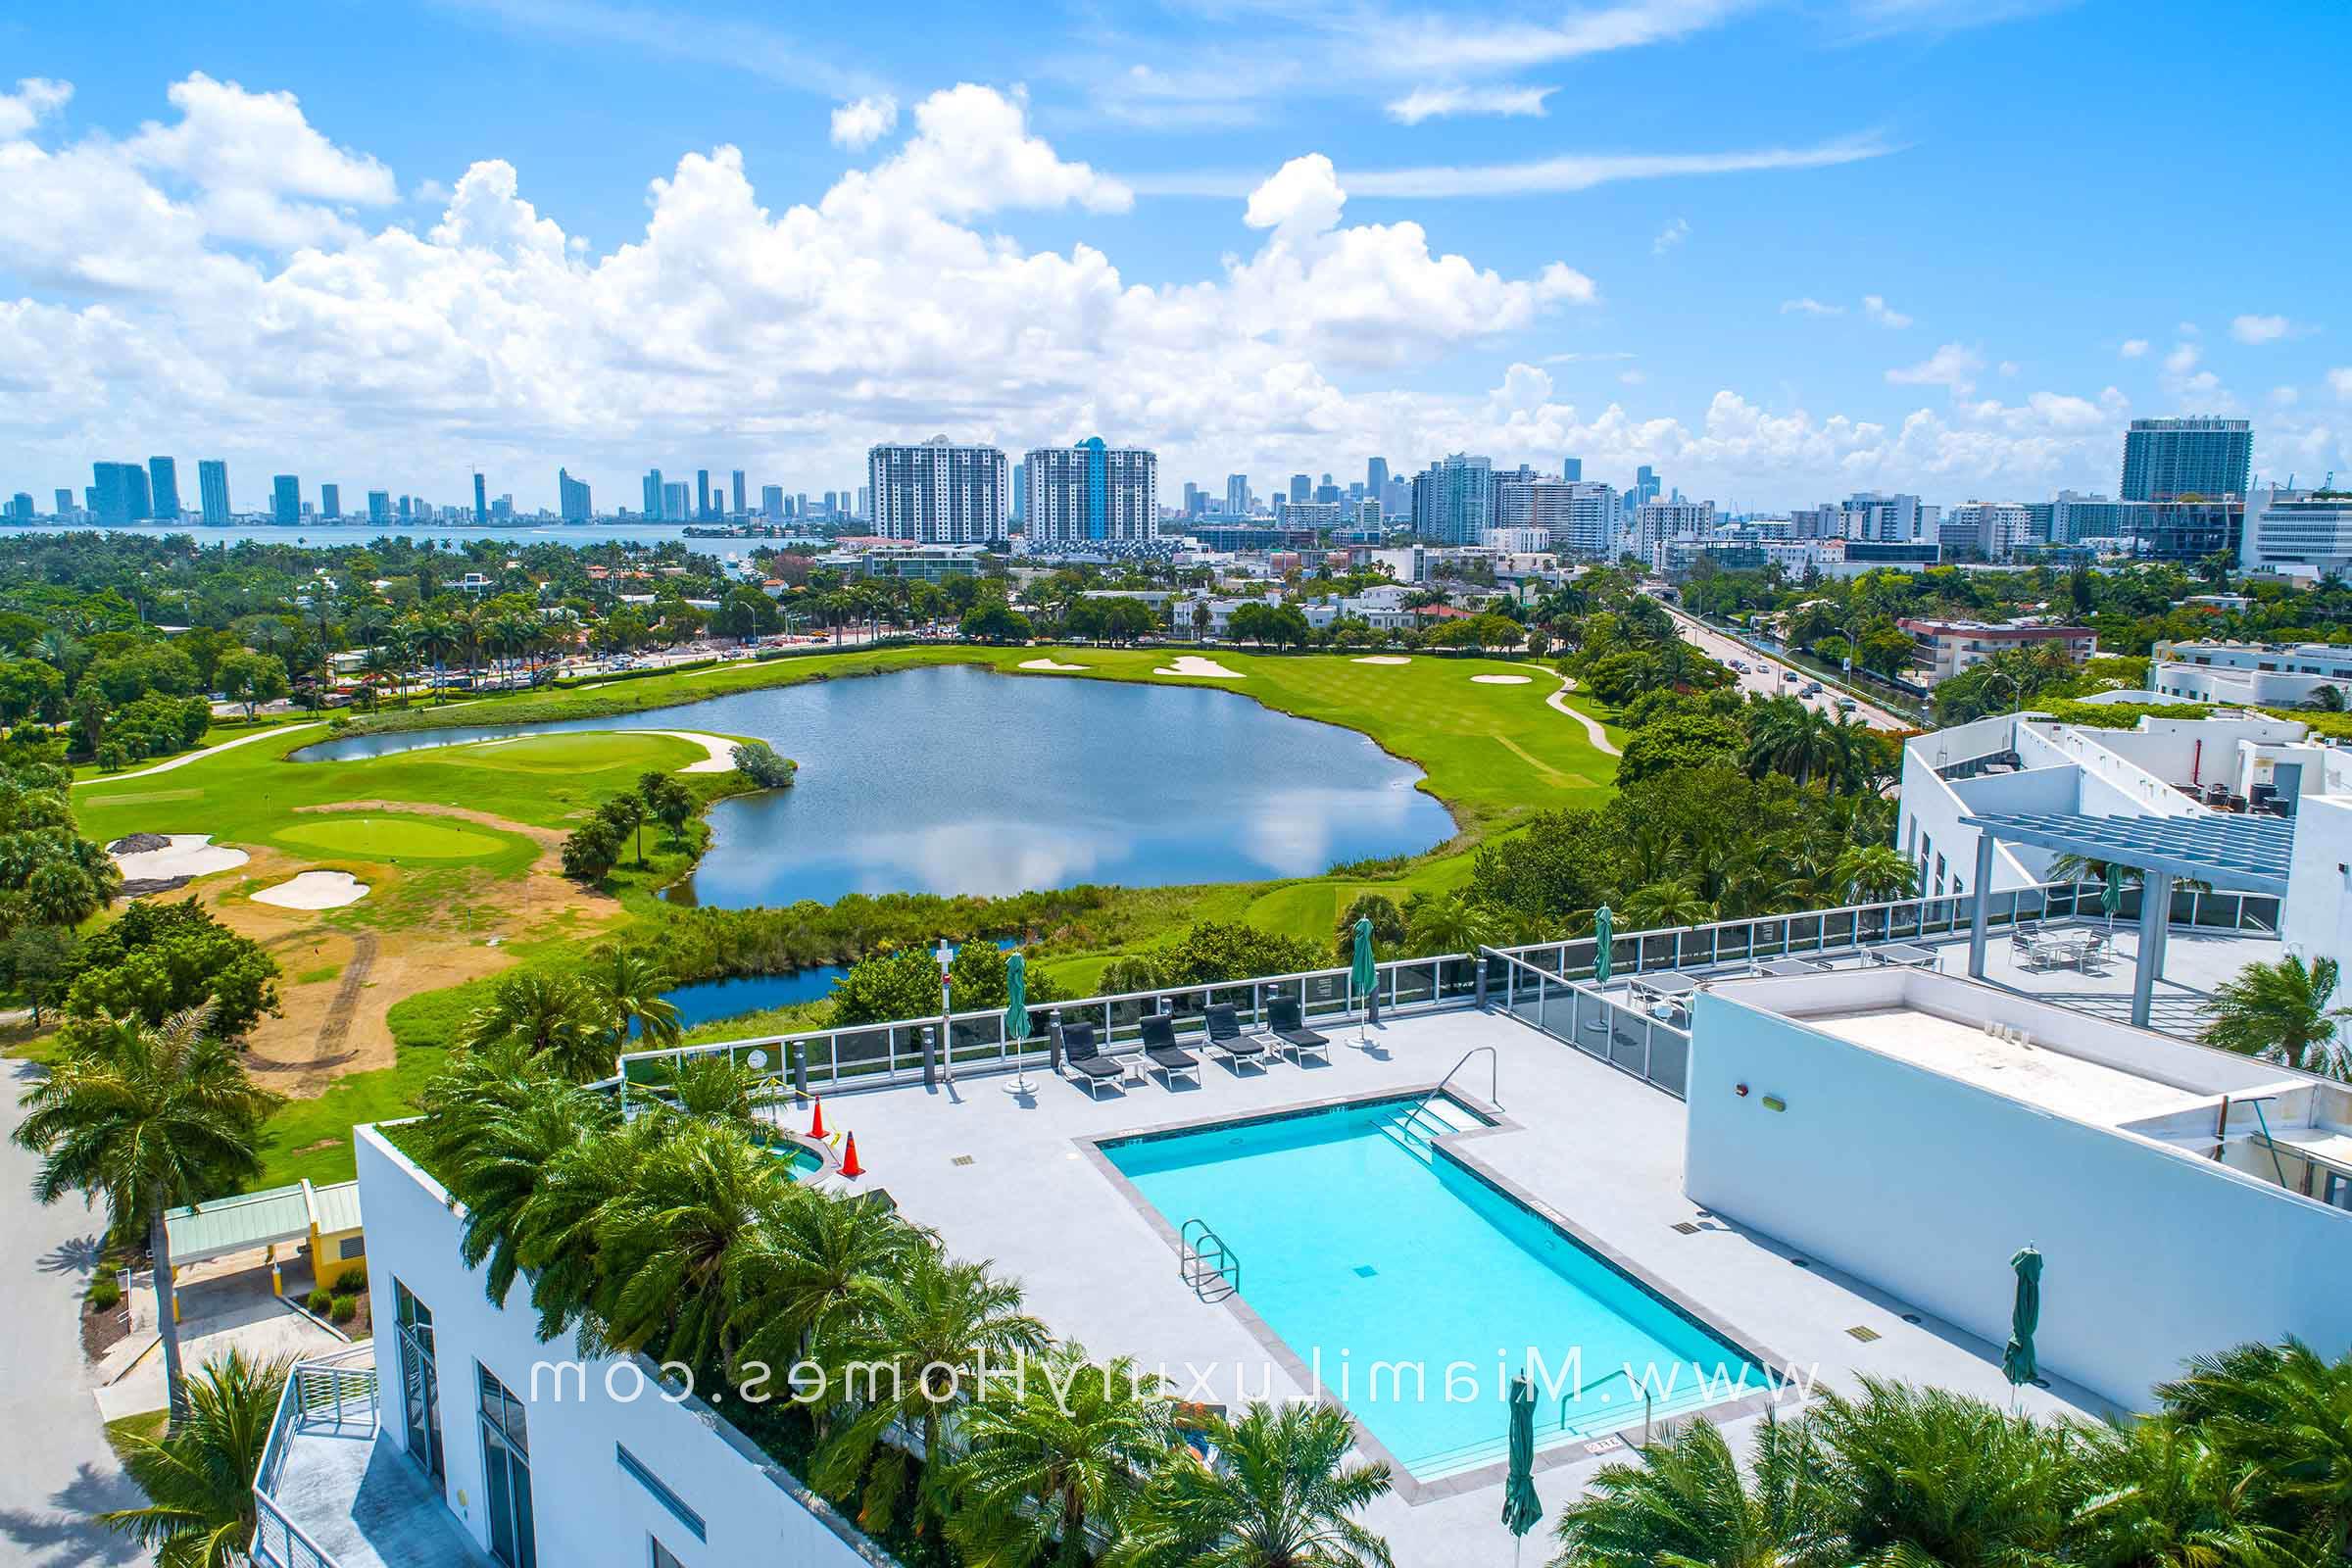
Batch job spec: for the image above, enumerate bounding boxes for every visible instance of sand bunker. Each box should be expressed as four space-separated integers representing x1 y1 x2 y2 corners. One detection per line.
1018 659 1090 672
1351 656 1412 665
1153 656 1245 678
252 870 371 909
110 833 249 881
1470 673 1534 685
613 729 737 773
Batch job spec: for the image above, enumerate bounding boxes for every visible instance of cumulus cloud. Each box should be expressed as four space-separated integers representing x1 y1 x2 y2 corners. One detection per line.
2331 368 2352 400
2165 341 2201 375
2230 313 2301 344
1651 217 1690 255
124 73 397 247
1782 297 1843 317
1385 84 1555 124
829 94 897 150
2120 337 2148 358
0 77 72 137
1862 293 1911 327
1886 343 1984 395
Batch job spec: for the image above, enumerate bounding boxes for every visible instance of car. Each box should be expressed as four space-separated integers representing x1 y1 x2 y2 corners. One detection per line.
1729 659 1748 672
1801 683 1824 697
1782 670 1799 683
1837 697 1858 711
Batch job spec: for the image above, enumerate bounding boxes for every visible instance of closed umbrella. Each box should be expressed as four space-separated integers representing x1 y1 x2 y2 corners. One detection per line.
1002 952 1035 1097
1501 1372 1544 1563
2002 1244 2042 1401
2101 864 2124 929
1350 916 1378 1045
1592 905 1615 988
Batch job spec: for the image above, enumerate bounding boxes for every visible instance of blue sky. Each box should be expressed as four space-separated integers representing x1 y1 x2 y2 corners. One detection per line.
3 0 2348 511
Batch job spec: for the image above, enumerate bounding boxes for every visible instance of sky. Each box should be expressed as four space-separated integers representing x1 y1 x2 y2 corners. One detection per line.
3 0 2349 514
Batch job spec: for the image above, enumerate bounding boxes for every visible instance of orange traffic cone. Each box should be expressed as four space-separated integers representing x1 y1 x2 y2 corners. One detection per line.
840 1133 864 1179
808 1097 826 1139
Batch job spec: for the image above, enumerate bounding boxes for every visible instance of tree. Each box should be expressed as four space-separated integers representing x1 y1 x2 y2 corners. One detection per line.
1332 894 1406 963
214 648 290 721
1551 1413 1833 1568
951 1347 1174 1568
13 1007 281 1416
561 817 624 881
829 946 943 1025
731 739 797 789
1114 1400 1396 1568
1830 845 1920 904
1616 712 1747 787
638 770 697 842
1621 877 1715 929
466 969 613 1082
1809 1379 2077 1568
728 1185 925 1375
2156 1338 2352 1555
2199 956 2350 1081
65 899 281 1039
586 944 681 1047
961 600 1034 644
98 1348 291 1567
0 761 122 930
599 791 649 867
1400 892 1494 956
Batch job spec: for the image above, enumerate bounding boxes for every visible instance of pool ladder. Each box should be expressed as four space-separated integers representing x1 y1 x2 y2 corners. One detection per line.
1179 1217 1242 1302
1376 1101 1455 1162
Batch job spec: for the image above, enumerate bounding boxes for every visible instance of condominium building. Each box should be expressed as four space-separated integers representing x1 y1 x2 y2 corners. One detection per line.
1899 617 2096 685
730 469 747 518
271 475 300 527
662 482 690 522
320 484 342 520
2150 640 2352 709
473 471 488 523
641 468 663 520
53 487 74 518
867 437 1009 546
2238 486 2352 580
1408 454 1493 546
559 468 593 522
761 484 784 520
1940 502 2034 563
1632 500 1717 566
197 460 230 525
91 461 152 526
2121 417 2252 502
1022 437 1158 546
147 456 180 520
368 490 392 523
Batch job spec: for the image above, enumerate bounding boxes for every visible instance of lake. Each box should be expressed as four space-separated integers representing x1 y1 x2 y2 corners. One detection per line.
295 664 1452 907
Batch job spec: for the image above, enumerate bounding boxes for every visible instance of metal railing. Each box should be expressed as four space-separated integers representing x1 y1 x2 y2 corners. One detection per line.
614 881 2281 1104
1486 947 1692 1100
1431 1045 1498 1110
1178 1217 1241 1301
251 1348 380 1568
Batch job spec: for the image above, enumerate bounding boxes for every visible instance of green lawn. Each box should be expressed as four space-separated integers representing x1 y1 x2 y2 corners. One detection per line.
274 816 512 859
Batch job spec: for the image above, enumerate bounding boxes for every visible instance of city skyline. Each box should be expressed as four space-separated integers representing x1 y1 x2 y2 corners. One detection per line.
3 3 2349 511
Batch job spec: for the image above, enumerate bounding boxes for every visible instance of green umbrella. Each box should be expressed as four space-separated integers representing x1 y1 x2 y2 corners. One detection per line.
2002 1244 2042 1393
1350 916 1378 1037
1502 1372 1543 1557
1002 953 1034 1096
2101 864 2123 927
1592 905 1615 987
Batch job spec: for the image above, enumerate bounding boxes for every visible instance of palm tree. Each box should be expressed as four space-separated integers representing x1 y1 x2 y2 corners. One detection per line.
809 1249 1049 1534
728 1185 925 1378
2069 1416 2286 1568
666 1053 767 1123
13 1007 282 1416
2199 956 2351 1082
1809 1379 2078 1568
98 1348 291 1566
2157 1338 2352 1556
465 970 612 1082
1831 845 1920 905
1551 1412 1834 1568
587 945 681 1048
1113 1400 1396 1568
1401 893 1495 956
950 1347 1174 1568
1621 877 1715 930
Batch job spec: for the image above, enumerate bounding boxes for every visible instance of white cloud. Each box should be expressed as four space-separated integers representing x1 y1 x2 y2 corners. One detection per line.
2230 313 2309 345
2165 341 2201 375
1620 368 1647 385
1385 84 1554 124
829 95 897 150
1781 297 1844 317
849 84 1129 218
124 73 397 248
1886 342 1985 394
1371 0 1752 74
2271 386 2300 408
2120 337 2148 359
411 177 453 204
2330 368 2352 400
1124 131 1895 200
1651 217 1690 255
0 77 72 138
1998 360 2019 377
1862 293 1911 327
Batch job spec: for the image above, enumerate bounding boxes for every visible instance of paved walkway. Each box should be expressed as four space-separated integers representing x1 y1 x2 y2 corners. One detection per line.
72 721 321 787
1546 673 1621 757
0 1058 143 1567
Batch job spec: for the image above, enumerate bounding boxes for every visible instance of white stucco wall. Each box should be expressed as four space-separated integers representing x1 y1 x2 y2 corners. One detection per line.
2282 793 2352 963
1682 992 2352 1411
355 1127 889 1568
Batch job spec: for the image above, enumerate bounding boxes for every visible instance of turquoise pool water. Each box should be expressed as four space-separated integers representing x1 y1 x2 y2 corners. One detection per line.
1102 1096 1764 1478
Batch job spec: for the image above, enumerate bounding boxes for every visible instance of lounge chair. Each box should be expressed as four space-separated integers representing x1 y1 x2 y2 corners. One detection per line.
1139 1015 1200 1088
1201 1004 1268 1073
1264 998 1332 1065
1060 1023 1125 1099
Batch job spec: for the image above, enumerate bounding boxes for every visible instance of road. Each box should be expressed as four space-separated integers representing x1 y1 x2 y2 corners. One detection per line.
0 1054 143 1567
1661 605 1912 731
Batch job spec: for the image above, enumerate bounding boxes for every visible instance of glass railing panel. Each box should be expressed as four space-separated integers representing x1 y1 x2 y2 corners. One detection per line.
1393 961 1437 1006
1647 1030 1690 1099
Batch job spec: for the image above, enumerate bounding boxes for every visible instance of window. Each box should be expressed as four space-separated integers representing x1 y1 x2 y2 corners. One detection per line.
477 1365 537 1568
651 1540 688 1568
393 1281 444 1482
617 1446 705 1543
337 1236 366 1261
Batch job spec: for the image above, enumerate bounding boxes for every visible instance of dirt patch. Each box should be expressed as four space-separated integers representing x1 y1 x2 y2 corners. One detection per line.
82 1294 132 1362
291 798 566 847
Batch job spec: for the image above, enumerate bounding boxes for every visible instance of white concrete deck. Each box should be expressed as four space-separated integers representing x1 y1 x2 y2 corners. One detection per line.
270 1418 494 1568
792 1001 2115 1565
1801 1007 2208 1125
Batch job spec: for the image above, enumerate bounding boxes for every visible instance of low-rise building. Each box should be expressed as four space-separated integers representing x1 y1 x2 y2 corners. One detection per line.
2239 487 2352 580
1899 617 2096 685
2150 639 2352 709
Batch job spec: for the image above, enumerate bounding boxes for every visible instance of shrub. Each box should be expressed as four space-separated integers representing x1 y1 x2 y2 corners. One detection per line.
330 1264 367 1297
730 739 797 790
87 1275 122 1311
307 1287 333 1314
560 818 622 881
329 1295 359 1325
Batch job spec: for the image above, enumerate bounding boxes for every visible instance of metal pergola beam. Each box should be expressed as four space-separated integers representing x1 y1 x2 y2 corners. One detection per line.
1957 810 2291 896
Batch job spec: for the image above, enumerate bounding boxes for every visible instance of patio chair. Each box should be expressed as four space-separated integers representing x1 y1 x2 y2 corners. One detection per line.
1139 1014 1200 1088
1059 1023 1125 1099
1264 998 1332 1065
1201 1004 1268 1073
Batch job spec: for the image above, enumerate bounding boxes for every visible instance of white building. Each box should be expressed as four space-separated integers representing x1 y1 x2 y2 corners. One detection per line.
2239 486 2352 580
2149 640 2352 710
1940 502 2035 563
1843 491 1939 544
1481 524 1551 555
1633 500 1716 567
867 436 1009 545
1022 438 1158 547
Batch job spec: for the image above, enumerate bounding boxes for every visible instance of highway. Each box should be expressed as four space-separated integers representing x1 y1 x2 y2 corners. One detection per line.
1660 604 1914 732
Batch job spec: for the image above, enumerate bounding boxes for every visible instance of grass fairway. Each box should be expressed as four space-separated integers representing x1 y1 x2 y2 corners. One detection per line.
275 815 511 859
438 730 684 774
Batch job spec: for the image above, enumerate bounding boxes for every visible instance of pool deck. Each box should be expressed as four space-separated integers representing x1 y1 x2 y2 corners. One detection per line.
785 995 2120 1565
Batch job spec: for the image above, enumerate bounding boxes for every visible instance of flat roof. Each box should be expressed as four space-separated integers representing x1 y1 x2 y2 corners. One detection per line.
1797 1005 2208 1125
1957 808 2293 895
165 1183 312 1264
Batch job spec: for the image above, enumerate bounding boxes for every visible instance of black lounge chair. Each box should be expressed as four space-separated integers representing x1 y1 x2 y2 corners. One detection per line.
1202 1004 1267 1073
1265 998 1331 1065
1060 1023 1124 1099
1139 1014 1200 1088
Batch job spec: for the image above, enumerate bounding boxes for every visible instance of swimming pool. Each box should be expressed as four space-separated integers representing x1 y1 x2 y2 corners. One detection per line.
1102 1094 1764 1478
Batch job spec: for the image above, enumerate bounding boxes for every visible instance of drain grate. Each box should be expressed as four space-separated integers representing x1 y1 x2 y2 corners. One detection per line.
1900 1312 1923 1325
1583 1436 1626 1456
1846 1325 1881 1343
1352 1264 1378 1278
951 1155 975 1167
1671 1221 1702 1235
1790 1256 1813 1269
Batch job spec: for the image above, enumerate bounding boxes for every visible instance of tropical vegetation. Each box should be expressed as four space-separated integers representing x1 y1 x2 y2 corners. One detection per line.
2200 955 2351 1082
97 1347 291 1568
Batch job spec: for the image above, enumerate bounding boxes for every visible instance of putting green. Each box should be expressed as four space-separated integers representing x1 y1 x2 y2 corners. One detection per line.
275 816 509 860
437 731 681 773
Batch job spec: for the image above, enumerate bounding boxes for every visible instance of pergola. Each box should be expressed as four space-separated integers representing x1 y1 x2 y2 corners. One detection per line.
1958 809 2294 1027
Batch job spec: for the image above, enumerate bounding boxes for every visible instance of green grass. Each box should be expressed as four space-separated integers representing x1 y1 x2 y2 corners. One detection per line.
274 816 511 859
